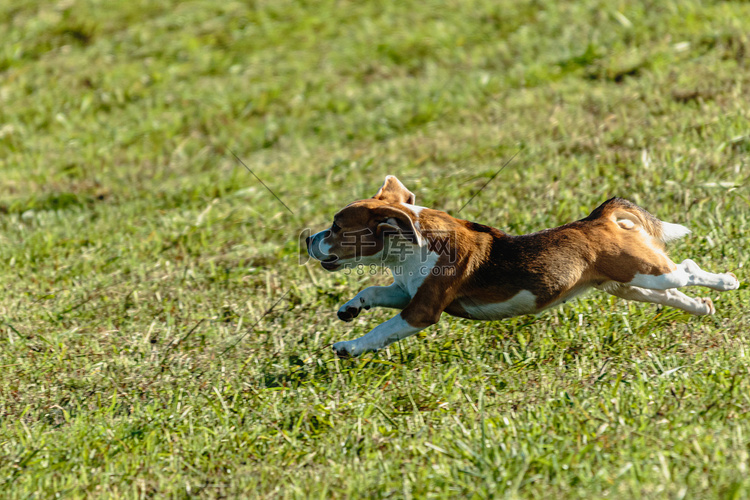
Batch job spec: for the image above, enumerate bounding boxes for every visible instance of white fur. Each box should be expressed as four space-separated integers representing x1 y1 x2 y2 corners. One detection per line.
459 290 538 320
400 202 427 217
400 202 427 232
338 284 411 315
391 250 439 296
333 313 421 356
333 246 439 355
628 259 739 291
598 283 715 315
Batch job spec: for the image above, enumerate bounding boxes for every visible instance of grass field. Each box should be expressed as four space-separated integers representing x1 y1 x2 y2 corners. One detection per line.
1 0 749 497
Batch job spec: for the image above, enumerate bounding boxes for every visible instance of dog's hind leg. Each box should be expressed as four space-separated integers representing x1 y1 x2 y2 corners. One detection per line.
627 259 739 292
596 282 715 315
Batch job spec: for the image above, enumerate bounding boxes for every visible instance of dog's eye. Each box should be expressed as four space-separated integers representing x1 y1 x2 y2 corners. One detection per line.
331 222 341 233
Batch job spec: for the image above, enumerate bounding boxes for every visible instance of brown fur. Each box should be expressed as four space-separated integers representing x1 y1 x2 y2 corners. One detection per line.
306 176 740 357
330 197 680 325
308 177 739 357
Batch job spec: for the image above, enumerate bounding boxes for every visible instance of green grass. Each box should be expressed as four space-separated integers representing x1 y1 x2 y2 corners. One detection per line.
1 0 749 497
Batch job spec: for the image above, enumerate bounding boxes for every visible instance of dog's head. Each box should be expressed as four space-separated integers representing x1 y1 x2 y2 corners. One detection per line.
306 176 422 271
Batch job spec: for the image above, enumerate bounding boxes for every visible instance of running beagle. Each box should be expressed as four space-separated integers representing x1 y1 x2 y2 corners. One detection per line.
306 176 739 358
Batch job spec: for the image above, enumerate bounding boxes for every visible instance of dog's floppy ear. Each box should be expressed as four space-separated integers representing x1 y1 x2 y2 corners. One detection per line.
373 206 422 246
373 175 416 205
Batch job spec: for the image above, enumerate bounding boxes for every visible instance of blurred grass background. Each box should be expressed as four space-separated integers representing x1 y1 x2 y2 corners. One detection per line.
0 0 749 497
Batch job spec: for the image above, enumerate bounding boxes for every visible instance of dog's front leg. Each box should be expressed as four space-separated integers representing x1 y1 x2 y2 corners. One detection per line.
333 281 454 358
337 283 411 322
332 312 423 358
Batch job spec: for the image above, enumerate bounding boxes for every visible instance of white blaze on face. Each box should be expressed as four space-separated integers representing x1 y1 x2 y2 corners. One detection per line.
400 202 427 231
400 202 426 217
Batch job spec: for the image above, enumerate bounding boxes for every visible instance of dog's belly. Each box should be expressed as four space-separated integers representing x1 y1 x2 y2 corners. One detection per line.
458 290 539 320
453 284 593 320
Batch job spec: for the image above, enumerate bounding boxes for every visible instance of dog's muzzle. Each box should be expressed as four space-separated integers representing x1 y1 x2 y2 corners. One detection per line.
306 231 340 271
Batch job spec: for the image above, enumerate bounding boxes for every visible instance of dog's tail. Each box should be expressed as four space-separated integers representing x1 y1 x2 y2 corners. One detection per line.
586 197 690 245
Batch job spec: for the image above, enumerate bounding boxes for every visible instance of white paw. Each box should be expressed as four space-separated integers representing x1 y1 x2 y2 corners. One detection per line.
337 303 361 322
725 273 740 291
700 297 715 315
332 340 361 358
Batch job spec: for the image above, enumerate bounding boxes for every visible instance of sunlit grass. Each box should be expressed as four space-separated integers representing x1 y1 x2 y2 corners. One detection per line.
0 0 749 497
